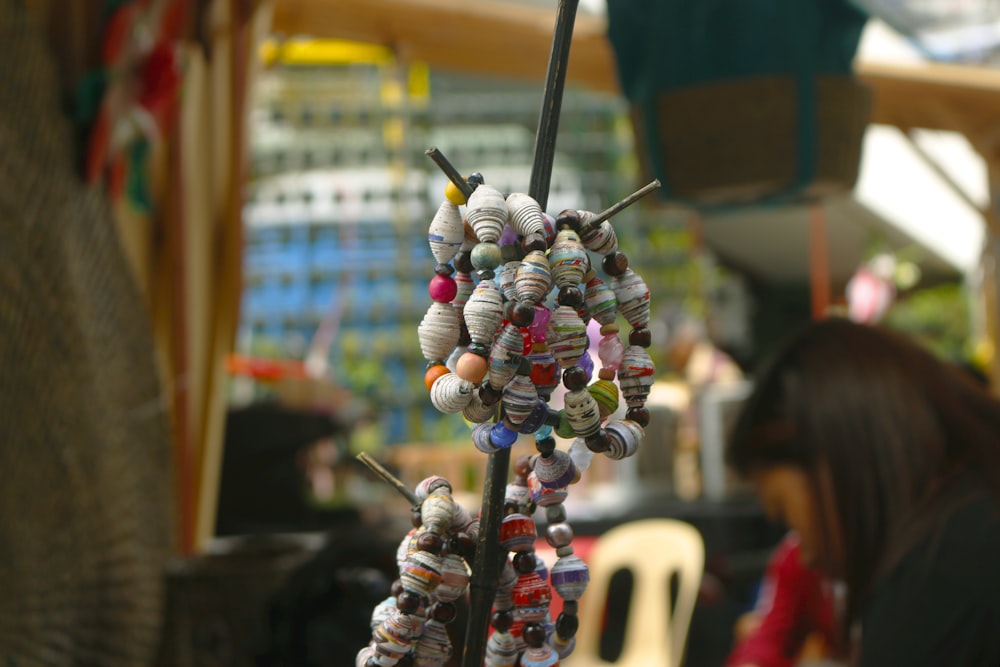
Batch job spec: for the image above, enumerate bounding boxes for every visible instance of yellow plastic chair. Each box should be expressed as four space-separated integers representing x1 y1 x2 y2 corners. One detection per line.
568 518 705 667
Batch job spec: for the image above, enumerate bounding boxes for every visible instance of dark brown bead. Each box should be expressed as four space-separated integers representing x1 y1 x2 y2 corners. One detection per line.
508 301 535 327
562 600 579 615
557 284 584 308
627 406 650 427
602 251 629 276
515 454 534 479
479 383 503 405
513 551 537 574
517 356 533 376
535 436 556 457
556 209 583 232
629 326 652 348
522 232 548 253
411 510 423 528
585 430 611 453
545 504 566 524
450 533 476 562
562 365 589 392
431 601 458 624
396 590 422 614
491 609 514 632
504 500 521 516
458 321 471 347
416 531 444 554
476 268 495 281
390 579 403 597
468 172 485 187
435 263 455 277
468 343 490 359
396 655 415 667
555 611 579 640
501 243 522 262
522 621 547 648
454 252 474 274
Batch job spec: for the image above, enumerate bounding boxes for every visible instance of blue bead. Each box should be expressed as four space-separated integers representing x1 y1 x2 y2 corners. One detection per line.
490 422 518 448
535 424 553 440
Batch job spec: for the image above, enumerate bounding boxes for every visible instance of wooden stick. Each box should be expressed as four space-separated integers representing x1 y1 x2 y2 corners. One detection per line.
587 179 661 227
425 146 475 200
528 0 579 212
356 452 419 508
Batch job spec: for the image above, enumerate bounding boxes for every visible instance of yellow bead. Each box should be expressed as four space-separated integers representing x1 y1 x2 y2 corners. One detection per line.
445 180 467 206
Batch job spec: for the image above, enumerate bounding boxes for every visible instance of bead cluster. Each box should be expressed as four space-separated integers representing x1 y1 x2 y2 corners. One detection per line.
357 476 479 667
412 174 657 665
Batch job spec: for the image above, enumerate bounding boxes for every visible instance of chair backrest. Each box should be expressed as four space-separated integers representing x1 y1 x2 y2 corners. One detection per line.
570 519 705 667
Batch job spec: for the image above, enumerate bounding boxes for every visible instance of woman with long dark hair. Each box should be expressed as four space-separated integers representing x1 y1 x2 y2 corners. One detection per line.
728 318 1000 665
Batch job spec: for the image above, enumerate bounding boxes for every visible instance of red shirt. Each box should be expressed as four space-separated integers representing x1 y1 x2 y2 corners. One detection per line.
726 534 839 667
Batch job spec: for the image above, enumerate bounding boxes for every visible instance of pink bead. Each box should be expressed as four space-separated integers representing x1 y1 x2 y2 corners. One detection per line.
528 305 551 342
597 333 625 371
429 274 458 303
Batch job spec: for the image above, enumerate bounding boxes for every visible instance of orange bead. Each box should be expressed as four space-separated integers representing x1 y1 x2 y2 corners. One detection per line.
455 352 488 384
424 364 451 391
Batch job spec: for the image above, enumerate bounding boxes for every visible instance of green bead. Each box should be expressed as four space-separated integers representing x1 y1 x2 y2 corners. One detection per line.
588 379 619 417
555 410 576 439
471 242 503 271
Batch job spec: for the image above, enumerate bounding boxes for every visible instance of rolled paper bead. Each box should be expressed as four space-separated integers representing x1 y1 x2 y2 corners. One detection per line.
547 229 588 288
429 373 476 414
580 219 618 256
597 333 625 372
374 610 415 658
355 644 377 667
462 392 497 423
604 419 645 460
418 302 461 363
370 596 399 633
505 480 531 512
396 529 416 569
427 201 465 264
528 348 560 399
455 351 488 384
498 557 519 595
527 304 552 342
506 192 545 238
584 276 618 326
502 374 538 425
517 398 550 434
611 269 651 329
541 212 558 246
415 476 451 501
512 572 552 623
471 241 503 271
450 502 477 534
436 554 470 602
488 324 524 390
472 422 500 454
533 449 576 489
466 184 507 243
516 251 553 305
485 631 519 667
464 280 504 346
500 513 537 552
528 471 568 507
499 260 521 301
400 550 443 598
568 438 594 473
521 645 559 667
534 552 550 582
563 389 602 438
428 273 458 303
587 379 620 420
414 619 452 666
547 306 588 369
490 421 519 448
550 555 590 601
421 488 455 535
423 364 450 391
618 345 656 408
452 271 474 317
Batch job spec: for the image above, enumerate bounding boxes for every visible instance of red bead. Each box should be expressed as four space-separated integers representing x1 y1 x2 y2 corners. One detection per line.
429 274 458 302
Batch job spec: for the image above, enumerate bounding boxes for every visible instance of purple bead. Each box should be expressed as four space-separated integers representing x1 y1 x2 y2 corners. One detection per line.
551 555 590 601
500 223 520 247
575 350 594 380
428 274 458 303
528 305 552 342
534 449 576 489
517 399 550 434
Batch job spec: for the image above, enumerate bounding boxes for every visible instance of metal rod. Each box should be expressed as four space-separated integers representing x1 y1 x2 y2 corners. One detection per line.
356 452 419 508
528 0 580 211
588 179 662 226
425 146 475 200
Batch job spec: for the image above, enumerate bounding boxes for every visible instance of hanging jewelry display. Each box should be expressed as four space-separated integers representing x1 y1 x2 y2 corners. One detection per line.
357 1 664 665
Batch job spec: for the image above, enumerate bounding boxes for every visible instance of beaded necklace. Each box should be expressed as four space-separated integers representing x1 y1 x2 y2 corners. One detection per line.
358 173 657 666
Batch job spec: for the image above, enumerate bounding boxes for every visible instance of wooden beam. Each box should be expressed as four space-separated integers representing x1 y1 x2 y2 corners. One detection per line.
271 0 617 91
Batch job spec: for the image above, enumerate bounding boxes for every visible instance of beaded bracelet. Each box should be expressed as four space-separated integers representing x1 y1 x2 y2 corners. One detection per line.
411 171 658 665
